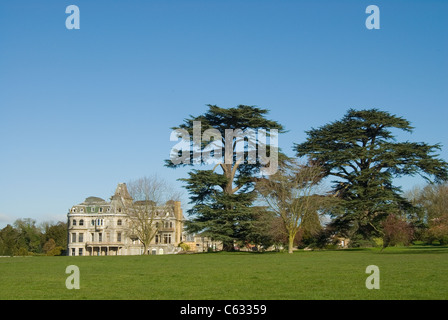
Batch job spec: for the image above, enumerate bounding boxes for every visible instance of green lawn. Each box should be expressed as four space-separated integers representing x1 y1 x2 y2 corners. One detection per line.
1 246 447 300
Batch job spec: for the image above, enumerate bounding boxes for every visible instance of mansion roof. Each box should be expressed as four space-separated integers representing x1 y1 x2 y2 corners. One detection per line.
68 183 184 220
81 196 107 205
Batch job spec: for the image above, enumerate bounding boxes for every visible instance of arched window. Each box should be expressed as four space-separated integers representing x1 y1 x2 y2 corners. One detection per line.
79 219 84 226
73 219 77 226
117 219 122 226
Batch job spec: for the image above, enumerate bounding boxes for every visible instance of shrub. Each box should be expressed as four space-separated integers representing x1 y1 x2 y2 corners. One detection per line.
15 247 29 256
425 215 448 245
381 214 414 250
46 246 63 256
178 242 191 252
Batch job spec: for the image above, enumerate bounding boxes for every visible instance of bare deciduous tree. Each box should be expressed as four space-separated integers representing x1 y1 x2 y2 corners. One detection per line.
405 183 448 244
256 159 327 253
125 175 182 255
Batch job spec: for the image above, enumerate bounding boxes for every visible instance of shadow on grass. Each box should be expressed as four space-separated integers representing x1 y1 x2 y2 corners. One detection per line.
376 245 448 255
298 245 448 255
187 245 448 256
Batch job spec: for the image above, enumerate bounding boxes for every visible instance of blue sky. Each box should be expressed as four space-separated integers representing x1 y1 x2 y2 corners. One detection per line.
0 0 447 227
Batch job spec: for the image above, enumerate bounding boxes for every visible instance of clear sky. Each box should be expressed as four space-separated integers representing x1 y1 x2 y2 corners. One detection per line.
0 0 447 228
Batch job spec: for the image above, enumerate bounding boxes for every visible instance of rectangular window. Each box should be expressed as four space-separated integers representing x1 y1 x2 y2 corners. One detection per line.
98 233 102 242
91 233 95 242
117 232 121 242
78 233 84 242
71 233 76 243
79 248 83 256
71 248 76 256
163 234 172 244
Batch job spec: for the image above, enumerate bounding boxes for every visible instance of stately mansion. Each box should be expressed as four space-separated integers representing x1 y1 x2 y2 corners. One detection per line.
67 183 185 256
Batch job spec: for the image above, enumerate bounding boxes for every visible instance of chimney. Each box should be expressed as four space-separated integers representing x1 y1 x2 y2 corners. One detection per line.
174 201 183 244
174 201 182 220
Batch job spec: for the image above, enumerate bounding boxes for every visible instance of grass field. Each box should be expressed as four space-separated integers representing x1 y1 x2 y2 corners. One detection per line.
1 246 447 300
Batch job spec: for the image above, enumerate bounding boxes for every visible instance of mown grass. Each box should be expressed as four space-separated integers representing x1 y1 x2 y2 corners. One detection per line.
0 246 447 300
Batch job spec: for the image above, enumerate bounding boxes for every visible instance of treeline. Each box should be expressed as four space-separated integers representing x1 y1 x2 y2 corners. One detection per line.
241 182 448 250
404 183 448 245
312 183 448 249
0 219 67 256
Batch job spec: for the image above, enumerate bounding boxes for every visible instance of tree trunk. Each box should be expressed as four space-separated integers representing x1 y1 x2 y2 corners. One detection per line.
222 240 234 252
288 233 295 254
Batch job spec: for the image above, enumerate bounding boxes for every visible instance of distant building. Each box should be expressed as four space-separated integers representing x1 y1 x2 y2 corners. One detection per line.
67 183 184 256
183 232 223 253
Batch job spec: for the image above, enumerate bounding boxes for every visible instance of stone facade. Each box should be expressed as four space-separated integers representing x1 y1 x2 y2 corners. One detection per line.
67 183 184 256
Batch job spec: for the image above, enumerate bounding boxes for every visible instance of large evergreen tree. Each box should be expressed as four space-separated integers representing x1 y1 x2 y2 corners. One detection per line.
294 108 448 243
166 104 285 250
